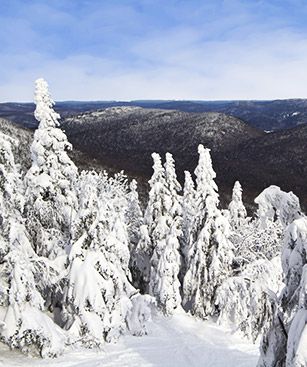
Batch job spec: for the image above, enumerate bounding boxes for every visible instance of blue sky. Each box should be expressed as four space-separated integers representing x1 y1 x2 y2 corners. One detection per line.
1 0 307 101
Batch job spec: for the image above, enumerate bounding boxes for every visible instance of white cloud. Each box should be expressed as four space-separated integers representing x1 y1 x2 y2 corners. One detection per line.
1 1 307 101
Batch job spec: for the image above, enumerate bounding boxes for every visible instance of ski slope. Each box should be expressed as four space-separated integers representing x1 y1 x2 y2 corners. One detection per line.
0 311 259 367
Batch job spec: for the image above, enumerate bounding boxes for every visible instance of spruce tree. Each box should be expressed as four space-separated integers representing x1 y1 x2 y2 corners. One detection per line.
24 78 78 259
259 217 307 367
183 145 234 318
135 153 166 292
0 132 66 357
228 181 247 229
63 171 153 346
181 170 196 274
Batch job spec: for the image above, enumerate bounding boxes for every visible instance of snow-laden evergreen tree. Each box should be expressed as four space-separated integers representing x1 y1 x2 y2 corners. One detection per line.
255 185 301 228
181 170 197 281
143 153 167 233
134 153 166 292
126 179 143 249
217 186 288 341
228 181 247 229
148 214 182 315
258 217 307 367
183 145 234 318
181 171 196 255
231 217 283 270
24 78 78 260
0 132 66 357
147 153 182 314
216 256 282 341
164 152 182 217
229 186 293 270
63 171 154 347
126 179 143 287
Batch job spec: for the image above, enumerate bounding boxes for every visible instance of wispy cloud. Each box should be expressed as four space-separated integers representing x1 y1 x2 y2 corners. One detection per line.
1 0 307 101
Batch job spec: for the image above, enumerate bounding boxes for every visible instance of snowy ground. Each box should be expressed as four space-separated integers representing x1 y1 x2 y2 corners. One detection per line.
0 311 259 367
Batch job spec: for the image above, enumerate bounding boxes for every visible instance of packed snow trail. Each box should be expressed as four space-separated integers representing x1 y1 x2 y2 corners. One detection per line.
0 311 259 367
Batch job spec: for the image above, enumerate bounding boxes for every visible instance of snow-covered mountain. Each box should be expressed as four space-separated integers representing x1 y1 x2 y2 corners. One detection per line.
2 105 307 209
2 98 307 131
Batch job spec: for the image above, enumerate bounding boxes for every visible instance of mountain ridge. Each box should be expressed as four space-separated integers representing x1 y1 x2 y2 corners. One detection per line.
2 98 307 131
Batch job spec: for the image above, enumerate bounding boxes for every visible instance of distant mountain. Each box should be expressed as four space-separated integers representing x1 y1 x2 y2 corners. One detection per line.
62 107 261 173
1 98 307 131
0 117 114 175
2 105 307 209
60 106 307 209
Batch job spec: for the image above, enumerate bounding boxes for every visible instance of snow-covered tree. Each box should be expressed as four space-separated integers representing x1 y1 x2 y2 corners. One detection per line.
255 185 301 228
231 218 283 270
134 224 152 292
230 186 293 270
181 170 196 278
0 133 24 260
183 145 234 318
144 153 167 234
0 132 65 357
149 215 182 315
24 78 78 260
134 153 182 313
126 179 143 249
63 171 153 346
228 181 247 229
134 153 166 292
164 152 182 218
216 256 282 341
126 179 144 286
259 217 307 367
146 153 182 314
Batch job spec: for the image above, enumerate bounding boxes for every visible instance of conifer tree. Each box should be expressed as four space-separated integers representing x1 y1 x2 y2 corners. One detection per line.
135 153 182 313
181 171 196 270
228 181 247 229
164 152 182 217
135 153 166 291
148 153 182 314
63 171 153 346
126 179 144 286
183 145 234 318
127 179 143 250
0 132 66 357
259 217 307 367
24 78 78 259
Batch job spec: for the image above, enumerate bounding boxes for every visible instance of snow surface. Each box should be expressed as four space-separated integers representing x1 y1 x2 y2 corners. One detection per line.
0 311 259 367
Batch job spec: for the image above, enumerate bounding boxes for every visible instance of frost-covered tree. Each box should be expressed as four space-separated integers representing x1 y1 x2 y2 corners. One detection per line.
24 78 78 260
134 153 182 313
149 214 182 315
255 185 301 228
216 256 282 341
126 179 143 249
164 152 182 218
63 171 153 346
231 217 283 270
147 153 182 314
181 171 196 278
228 181 247 229
0 133 24 260
134 224 152 292
126 179 143 286
134 153 166 292
217 186 290 343
259 217 307 367
0 132 65 357
230 186 293 270
144 153 167 234
183 145 234 318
